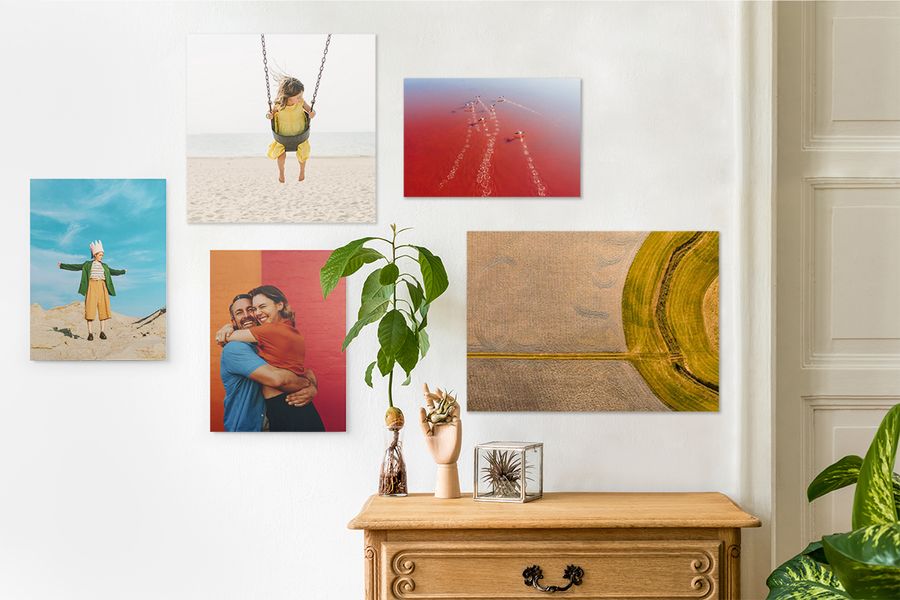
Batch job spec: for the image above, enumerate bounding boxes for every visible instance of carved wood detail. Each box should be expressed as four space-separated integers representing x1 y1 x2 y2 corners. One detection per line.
386 542 720 599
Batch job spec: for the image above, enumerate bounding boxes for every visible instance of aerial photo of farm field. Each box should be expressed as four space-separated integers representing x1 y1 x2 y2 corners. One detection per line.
467 231 719 412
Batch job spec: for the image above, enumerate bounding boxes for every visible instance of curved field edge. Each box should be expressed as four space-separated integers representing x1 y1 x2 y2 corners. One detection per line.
622 231 720 412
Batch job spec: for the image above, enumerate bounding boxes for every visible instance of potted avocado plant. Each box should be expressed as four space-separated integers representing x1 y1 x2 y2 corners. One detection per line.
320 224 448 497
766 403 900 599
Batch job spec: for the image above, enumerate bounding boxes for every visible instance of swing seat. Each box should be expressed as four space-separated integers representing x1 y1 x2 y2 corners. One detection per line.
271 119 310 152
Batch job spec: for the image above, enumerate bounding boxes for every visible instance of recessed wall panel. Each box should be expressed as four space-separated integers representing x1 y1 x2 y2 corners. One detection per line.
804 179 900 367
831 206 900 339
803 4 900 149
832 18 900 122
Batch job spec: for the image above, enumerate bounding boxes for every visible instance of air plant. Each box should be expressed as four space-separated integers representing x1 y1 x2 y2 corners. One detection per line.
480 450 524 498
424 387 458 425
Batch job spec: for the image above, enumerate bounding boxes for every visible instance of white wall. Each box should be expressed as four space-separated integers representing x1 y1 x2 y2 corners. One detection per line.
1 2 772 598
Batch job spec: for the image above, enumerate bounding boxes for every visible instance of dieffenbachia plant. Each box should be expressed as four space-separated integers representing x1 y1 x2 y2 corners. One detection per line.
766 404 900 599
320 224 448 428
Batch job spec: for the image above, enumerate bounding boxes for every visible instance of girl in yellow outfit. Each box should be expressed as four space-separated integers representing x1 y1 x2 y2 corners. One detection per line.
266 77 316 183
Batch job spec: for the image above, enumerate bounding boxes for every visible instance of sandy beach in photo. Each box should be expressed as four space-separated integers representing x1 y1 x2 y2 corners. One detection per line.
31 302 166 361
187 156 376 223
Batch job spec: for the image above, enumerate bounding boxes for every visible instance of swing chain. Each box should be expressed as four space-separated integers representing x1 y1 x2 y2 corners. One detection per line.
261 34 272 112
310 34 331 111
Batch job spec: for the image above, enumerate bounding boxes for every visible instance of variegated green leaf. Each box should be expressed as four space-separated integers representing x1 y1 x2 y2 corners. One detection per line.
809 456 864 502
807 454 900 512
854 404 900 529
767 548 844 593
802 541 829 564
824 524 900 599
766 582 850 600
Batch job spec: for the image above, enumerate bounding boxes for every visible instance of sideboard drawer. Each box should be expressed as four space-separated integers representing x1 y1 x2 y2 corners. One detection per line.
380 540 722 599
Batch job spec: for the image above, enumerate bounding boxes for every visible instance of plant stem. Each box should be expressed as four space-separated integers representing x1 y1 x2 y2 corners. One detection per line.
387 225 398 408
388 369 394 408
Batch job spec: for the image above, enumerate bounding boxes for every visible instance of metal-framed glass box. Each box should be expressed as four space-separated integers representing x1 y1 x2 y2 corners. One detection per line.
473 441 543 503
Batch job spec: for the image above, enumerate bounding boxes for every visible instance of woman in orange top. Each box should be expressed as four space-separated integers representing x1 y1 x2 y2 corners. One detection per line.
223 285 325 432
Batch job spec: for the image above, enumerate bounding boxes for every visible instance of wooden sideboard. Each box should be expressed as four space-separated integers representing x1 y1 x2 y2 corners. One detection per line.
349 492 760 600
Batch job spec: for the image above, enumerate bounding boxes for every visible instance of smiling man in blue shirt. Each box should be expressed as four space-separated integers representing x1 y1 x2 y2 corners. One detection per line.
219 294 316 432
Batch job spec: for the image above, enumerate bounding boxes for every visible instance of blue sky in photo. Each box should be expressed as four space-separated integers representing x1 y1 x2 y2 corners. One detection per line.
30 179 166 317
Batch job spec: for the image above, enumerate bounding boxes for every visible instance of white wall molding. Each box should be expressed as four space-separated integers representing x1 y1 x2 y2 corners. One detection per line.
801 2 900 151
738 2 775 598
801 177 900 369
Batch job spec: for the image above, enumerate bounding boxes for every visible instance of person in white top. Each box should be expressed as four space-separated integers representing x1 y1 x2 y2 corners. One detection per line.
58 240 127 341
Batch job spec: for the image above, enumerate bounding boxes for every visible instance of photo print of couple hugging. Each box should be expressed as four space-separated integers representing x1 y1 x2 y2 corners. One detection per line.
215 285 325 432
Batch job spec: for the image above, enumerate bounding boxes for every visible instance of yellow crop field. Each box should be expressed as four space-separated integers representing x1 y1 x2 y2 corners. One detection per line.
621 231 719 411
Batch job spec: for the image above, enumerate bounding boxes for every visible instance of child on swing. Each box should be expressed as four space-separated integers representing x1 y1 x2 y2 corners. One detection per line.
266 77 316 183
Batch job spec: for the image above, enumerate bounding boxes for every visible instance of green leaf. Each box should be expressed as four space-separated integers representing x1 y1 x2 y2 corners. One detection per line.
360 267 385 300
766 550 847 600
376 347 394 377
807 455 900 514
379 263 400 285
418 328 430 359
417 301 429 332
766 583 850 600
343 247 384 278
854 404 900 529
359 285 393 322
396 332 419 377
406 280 424 312
402 374 412 386
342 299 388 351
414 246 449 302
364 361 376 388
377 310 409 357
320 237 375 299
824 524 900 599
810 456 864 503
802 541 830 565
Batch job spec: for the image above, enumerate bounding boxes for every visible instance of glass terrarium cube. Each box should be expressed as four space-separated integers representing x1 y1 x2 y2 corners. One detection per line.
474 441 543 503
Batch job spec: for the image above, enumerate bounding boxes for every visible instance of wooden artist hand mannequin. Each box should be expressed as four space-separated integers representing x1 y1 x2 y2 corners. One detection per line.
418 384 462 499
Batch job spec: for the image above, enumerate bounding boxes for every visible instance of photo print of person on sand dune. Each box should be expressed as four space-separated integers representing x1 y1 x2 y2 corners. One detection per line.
209 250 346 433
187 33 376 224
30 179 167 361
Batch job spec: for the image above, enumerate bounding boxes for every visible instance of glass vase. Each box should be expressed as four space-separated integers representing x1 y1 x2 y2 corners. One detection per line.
379 423 408 497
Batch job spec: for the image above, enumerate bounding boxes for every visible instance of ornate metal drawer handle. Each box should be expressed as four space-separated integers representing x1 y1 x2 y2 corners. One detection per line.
523 564 584 592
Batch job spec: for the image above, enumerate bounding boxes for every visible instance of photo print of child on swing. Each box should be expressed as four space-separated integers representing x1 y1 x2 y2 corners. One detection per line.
186 34 375 224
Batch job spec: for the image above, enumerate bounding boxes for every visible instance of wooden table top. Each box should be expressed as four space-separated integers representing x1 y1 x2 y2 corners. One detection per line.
348 492 761 531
